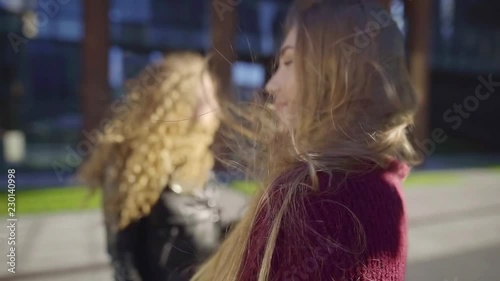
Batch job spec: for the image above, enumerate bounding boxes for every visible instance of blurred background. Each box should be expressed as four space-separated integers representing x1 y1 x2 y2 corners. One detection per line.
0 0 499 280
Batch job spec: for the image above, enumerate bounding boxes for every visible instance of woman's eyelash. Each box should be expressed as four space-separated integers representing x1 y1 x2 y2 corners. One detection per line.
283 60 293 66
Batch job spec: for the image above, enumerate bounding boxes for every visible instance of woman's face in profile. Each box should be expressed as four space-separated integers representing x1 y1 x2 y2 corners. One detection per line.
265 26 298 125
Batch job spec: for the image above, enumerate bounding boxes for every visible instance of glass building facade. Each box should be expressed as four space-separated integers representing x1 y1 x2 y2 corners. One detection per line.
0 0 499 170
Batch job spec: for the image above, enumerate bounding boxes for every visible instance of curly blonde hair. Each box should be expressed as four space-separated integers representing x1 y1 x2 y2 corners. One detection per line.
78 52 219 231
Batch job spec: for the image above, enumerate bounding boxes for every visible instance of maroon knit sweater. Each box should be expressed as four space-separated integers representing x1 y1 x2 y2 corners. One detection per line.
238 161 409 281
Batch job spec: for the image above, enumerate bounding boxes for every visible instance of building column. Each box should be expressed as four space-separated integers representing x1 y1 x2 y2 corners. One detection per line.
80 0 111 133
405 0 432 151
209 1 238 172
379 0 392 10
210 0 237 102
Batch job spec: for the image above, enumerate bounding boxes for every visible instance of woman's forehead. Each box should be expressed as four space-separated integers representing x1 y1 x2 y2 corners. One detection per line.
280 26 298 57
283 26 298 46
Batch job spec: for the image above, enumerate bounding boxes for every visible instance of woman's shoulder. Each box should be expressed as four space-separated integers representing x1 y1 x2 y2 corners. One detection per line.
258 160 411 230
262 161 410 280
273 161 409 245
281 160 409 205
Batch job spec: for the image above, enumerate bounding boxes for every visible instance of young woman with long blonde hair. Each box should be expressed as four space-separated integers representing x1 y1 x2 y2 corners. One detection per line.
192 0 420 280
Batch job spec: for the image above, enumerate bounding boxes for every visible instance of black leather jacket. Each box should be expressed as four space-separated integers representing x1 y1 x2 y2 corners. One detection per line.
106 179 248 281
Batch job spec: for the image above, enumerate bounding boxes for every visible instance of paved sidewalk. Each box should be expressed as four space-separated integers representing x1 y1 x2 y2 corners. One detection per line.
0 168 499 281
404 168 500 281
0 211 111 281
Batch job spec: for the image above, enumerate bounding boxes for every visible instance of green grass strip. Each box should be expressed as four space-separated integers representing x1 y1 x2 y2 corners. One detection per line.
1 166 498 215
0 186 100 215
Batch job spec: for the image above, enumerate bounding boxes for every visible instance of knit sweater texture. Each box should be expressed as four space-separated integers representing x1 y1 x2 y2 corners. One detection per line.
238 161 410 281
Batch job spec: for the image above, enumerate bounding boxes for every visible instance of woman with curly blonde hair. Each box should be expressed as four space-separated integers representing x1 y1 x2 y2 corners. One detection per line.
78 52 247 281
191 0 421 280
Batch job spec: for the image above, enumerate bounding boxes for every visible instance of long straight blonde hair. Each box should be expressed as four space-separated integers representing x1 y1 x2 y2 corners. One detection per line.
192 1 421 280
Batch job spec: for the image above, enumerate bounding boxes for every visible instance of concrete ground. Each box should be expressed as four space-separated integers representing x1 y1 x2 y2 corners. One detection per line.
405 168 500 281
0 168 499 281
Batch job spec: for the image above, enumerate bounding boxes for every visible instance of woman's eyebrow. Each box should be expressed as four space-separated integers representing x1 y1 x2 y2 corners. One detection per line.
279 45 295 58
